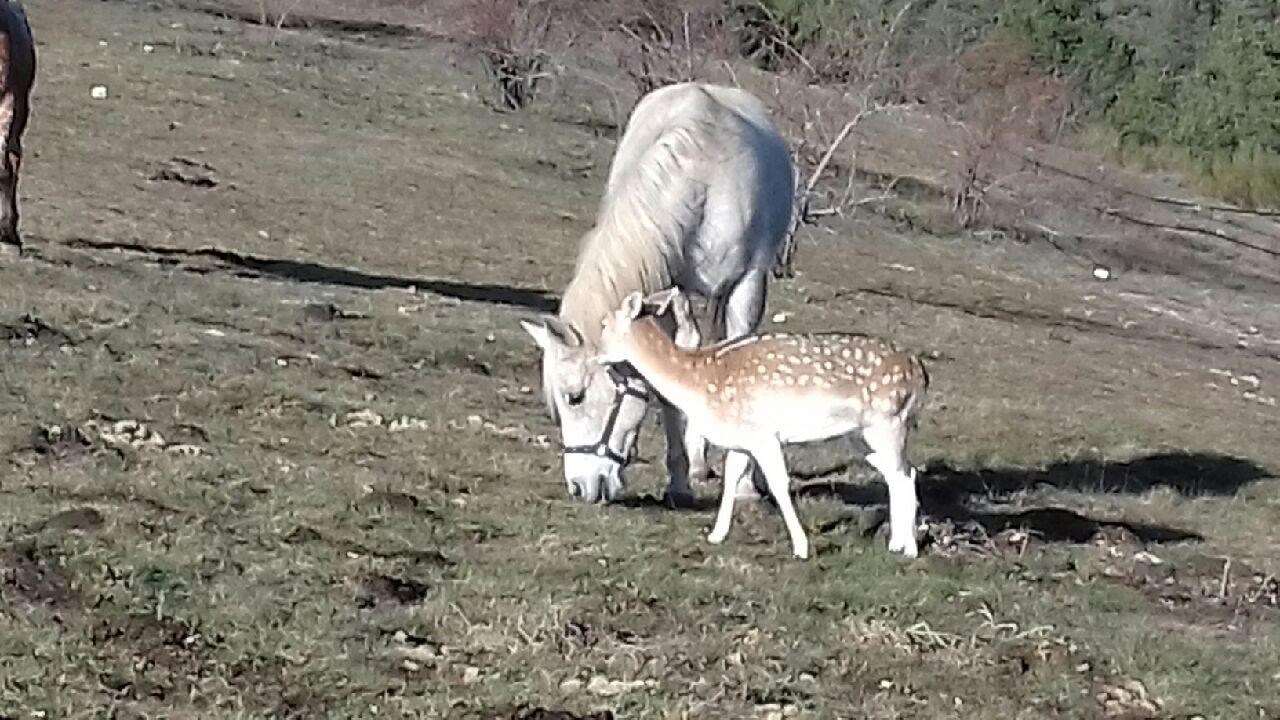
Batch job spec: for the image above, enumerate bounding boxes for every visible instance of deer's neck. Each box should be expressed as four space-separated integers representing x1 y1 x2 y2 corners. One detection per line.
622 320 711 411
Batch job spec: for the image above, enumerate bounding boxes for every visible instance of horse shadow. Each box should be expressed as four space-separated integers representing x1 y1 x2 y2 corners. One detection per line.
52 236 559 313
795 451 1272 545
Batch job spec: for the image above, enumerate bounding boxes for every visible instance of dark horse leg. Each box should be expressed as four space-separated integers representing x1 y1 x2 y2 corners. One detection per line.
0 12 34 256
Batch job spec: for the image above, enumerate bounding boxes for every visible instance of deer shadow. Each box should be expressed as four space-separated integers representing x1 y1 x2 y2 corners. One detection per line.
794 451 1273 545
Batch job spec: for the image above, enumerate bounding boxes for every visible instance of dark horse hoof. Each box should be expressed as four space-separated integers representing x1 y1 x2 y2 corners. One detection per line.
662 489 698 510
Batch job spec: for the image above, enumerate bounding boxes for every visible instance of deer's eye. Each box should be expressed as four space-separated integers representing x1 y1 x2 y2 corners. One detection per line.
565 389 586 407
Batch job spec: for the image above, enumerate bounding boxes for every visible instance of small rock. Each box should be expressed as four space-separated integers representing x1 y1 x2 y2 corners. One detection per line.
165 443 204 457
585 674 655 696
771 312 788 324
90 85 108 99
1092 265 1112 281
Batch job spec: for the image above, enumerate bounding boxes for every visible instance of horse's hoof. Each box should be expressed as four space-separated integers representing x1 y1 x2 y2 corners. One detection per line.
707 530 727 545
888 537 918 558
662 489 696 510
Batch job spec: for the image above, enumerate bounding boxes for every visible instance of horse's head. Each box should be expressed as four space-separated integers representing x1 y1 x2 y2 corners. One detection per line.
520 315 650 504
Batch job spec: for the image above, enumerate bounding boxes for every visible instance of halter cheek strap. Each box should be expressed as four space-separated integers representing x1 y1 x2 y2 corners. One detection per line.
561 364 650 466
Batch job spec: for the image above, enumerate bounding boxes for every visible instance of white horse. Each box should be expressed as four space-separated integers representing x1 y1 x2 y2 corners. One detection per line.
520 81 795 505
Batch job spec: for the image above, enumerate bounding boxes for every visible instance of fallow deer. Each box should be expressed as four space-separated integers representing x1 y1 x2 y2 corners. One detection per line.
598 289 930 560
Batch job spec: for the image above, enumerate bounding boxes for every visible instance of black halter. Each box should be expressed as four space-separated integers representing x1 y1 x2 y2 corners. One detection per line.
562 364 650 466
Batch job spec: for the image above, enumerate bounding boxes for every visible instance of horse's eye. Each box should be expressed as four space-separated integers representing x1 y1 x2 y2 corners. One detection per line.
565 389 586 407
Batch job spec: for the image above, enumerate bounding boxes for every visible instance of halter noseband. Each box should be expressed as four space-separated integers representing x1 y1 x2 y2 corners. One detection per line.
561 364 650 466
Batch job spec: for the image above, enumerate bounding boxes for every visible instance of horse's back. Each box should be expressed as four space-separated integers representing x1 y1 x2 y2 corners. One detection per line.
563 81 792 327
607 83 787 193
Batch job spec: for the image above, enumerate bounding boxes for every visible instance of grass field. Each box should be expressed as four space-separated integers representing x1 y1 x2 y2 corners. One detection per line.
2 1 1279 718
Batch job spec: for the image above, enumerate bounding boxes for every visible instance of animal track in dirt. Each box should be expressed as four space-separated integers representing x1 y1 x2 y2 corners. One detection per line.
300 302 367 323
149 157 219 188
484 709 616 720
1 314 75 349
1 540 85 608
37 507 106 533
91 613 216 702
282 524 453 566
358 573 430 607
352 489 436 516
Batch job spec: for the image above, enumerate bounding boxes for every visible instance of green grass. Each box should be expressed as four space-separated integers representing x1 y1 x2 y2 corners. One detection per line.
2 1 1279 718
1075 125 1280 210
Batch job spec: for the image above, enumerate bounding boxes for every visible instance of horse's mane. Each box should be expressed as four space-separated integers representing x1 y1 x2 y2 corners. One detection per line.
559 89 735 346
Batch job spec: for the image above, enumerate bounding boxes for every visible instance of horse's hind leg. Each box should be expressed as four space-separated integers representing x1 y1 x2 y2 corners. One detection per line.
0 41 19 253
1 118 23 252
0 106 15 251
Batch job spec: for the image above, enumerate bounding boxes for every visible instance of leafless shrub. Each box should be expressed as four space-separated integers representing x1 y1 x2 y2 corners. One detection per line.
734 1 814 76
462 0 558 110
925 36 1074 228
767 84 905 276
257 0 306 41
748 2 921 277
610 0 734 98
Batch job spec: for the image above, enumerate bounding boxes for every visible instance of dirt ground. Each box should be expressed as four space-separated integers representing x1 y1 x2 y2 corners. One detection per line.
2 1 1278 718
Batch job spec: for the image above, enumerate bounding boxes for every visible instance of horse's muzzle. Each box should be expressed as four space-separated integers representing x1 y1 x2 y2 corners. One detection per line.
568 472 621 504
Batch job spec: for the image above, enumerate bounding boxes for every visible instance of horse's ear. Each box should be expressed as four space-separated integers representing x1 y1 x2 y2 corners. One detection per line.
520 316 582 352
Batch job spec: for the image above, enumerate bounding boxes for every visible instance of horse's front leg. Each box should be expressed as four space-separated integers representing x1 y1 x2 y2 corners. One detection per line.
660 399 704 508
658 287 710 507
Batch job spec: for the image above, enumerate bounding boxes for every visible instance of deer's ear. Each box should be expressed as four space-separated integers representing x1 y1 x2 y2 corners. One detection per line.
643 287 681 316
620 291 645 320
519 316 582 352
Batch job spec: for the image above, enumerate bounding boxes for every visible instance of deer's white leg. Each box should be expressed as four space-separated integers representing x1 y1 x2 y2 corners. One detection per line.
722 270 771 500
708 450 751 545
751 438 810 560
863 422 918 558
660 401 697 508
